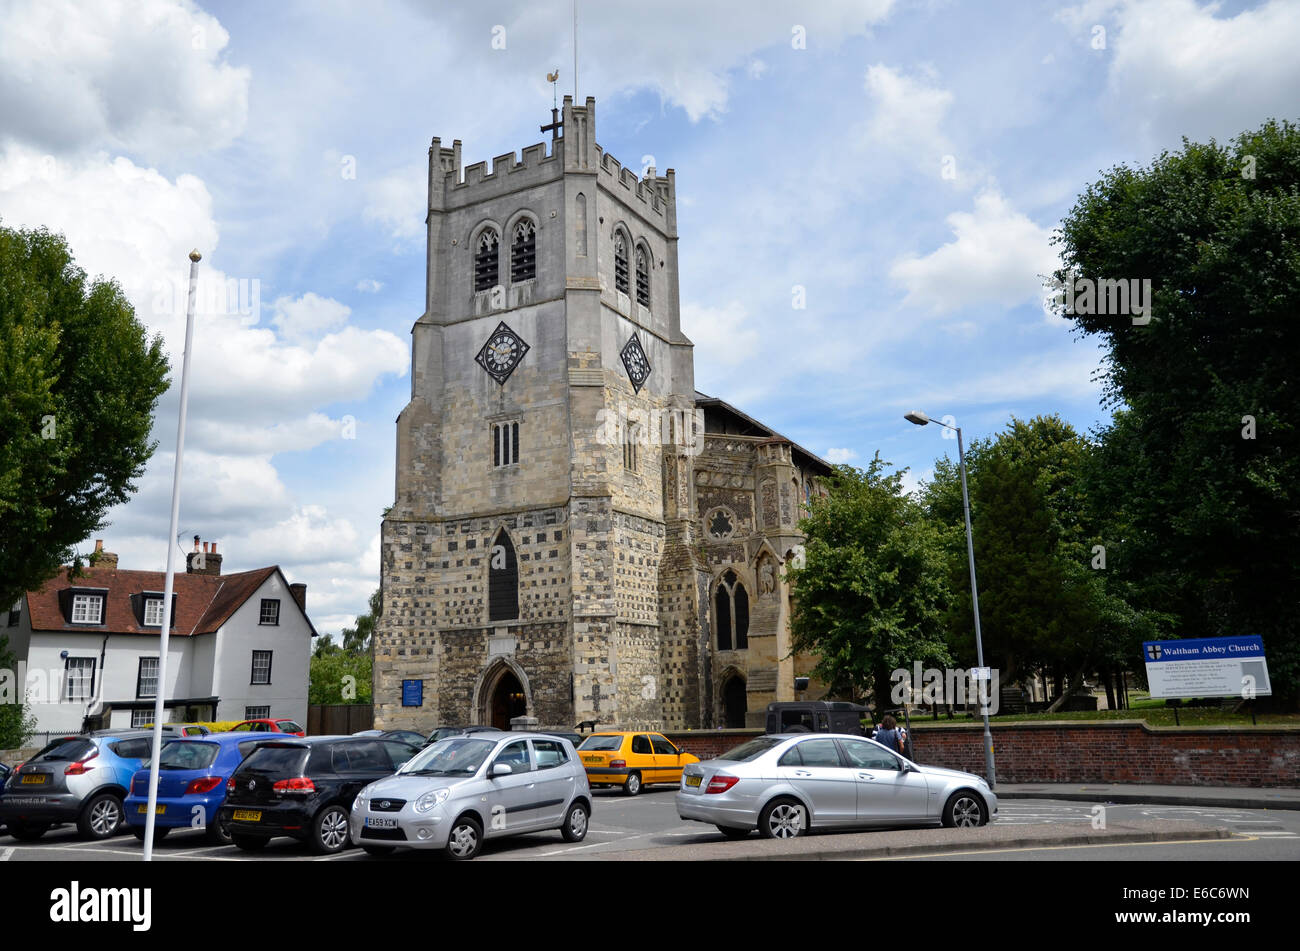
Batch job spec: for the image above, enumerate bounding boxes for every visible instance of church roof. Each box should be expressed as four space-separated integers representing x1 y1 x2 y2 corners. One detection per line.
694 391 834 475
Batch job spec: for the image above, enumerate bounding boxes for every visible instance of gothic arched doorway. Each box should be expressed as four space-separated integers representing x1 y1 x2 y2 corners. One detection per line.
487 669 528 730
723 675 747 728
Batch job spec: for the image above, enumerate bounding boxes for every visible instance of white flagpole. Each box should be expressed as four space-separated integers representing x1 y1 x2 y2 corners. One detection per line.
144 249 201 861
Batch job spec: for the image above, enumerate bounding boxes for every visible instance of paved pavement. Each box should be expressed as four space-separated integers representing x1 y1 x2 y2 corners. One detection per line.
995 783 1300 810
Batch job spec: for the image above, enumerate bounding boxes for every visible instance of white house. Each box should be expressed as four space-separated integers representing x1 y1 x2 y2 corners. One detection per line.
4 539 316 734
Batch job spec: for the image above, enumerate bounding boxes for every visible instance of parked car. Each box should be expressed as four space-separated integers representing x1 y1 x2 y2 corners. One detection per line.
123 732 282 845
576 732 699 796
0 731 158 840
353 729 428 749
677 733 997 840
422 725 502 747
764 701 871 736
0 762 10 835
350 732 591 860
144 723 212 737
230 718 305 736
218 736 406 854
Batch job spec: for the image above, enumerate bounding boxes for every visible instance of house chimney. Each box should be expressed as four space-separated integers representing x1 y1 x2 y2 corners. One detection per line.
93 538 119 569
289 583 307 612
186 536 223 576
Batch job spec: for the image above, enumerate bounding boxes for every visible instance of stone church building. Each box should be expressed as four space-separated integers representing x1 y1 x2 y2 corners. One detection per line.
374 97 831 733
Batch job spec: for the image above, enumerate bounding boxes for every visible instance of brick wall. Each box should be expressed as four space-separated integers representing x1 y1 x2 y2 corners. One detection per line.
663 721 1300 788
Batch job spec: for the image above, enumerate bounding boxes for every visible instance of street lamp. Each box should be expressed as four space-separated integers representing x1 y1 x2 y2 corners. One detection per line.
905 409 997 789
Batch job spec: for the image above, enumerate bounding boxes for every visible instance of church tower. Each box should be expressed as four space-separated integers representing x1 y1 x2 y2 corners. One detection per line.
375 97 698 731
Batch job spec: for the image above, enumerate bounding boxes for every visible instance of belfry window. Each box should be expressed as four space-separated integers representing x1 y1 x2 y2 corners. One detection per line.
623 422 639 472
493 421 520 467
714 570 749 651
474 228 500 292
511 219 536 282
488 530 519 622
614 231 629 294
635 245 650 306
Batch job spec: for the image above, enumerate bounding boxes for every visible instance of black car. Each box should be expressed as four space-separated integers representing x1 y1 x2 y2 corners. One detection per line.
218 736 408 854
0 762 10 835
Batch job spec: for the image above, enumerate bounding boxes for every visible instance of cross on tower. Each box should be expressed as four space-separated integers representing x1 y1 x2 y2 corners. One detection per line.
541 69 563 142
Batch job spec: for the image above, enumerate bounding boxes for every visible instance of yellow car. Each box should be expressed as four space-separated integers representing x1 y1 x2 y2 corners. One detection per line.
576 732 699 796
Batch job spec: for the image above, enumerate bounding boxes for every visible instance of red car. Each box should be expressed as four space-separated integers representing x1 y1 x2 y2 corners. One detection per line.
230 718 305 736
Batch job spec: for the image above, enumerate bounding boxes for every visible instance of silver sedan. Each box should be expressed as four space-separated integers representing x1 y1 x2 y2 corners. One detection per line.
677 733 997 839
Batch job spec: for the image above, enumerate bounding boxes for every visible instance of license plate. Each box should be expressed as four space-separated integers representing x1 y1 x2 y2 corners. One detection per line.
583 756 601 763
136 805 166 814
232 810 262 822
365 817 397 829
685 775 702 787
20 774 46 784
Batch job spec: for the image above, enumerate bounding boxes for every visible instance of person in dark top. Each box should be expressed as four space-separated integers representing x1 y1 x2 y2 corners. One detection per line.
874 714 904 754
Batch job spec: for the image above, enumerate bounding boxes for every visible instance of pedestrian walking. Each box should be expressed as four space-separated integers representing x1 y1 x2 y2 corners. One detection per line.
874 714 905 755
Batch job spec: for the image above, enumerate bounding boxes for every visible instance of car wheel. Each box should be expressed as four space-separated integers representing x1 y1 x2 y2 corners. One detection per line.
942 791 987 828
231 832 269 851
130 825 170 841
444 814 483 860
717 825 751 840
310 805 352 855
560 802 589 842
361 844 395 857
623 772 642 796
78 792 125 839
205 816 233 846
7 822 49 842
759 797 808 839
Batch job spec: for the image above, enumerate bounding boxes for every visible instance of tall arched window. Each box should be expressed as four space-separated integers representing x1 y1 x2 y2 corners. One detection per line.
635 244 650 306
474 228 500 292
623 421 639 471
714 570 749 650
488 529 519 622
510 219 536 282
614 230 629 294
575 193 587 256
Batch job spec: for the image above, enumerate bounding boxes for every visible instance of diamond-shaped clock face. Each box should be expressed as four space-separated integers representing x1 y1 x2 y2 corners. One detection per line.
620 333 652 393
475 321 530 385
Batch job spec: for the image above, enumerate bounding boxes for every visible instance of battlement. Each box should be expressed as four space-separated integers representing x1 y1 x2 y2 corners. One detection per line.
433 135 560 191
595 145 672 219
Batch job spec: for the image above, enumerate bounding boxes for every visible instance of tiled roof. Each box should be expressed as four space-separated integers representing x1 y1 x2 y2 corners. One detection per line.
24 565 280 636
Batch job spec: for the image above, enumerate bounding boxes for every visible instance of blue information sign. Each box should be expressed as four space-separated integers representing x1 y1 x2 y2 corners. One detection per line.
401 679 424 707
1142 636 1270 699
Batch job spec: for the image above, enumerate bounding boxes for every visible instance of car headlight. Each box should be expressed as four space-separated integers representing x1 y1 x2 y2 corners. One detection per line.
353 788 370 810
415 788 451 813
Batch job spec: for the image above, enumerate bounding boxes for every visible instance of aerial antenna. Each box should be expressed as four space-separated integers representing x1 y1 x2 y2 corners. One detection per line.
573 0 578 100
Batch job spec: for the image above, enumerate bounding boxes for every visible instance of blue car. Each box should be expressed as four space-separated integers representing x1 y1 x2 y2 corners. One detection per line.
125 733 278 845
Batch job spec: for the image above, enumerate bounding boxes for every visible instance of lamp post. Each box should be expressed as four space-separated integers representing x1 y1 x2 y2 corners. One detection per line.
904 410 996 789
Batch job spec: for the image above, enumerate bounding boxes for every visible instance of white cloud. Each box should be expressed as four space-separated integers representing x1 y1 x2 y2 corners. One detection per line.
863 64 954 158
364 162 425 241
355 278 384 293
747 59 768 80
272 292 351 344
889 190 1059 315
0 0 250 157
681 301 762 366
825 447 858 463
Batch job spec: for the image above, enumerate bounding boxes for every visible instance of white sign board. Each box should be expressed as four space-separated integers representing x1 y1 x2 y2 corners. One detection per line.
1142 636 1271 700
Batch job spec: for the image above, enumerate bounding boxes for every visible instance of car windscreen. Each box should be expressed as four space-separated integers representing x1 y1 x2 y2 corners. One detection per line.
577 735 624 751
399 738 497 776
31 739 95 763
717 736 786 762
238 745 309 776
158 742 219 770
278 722 303 733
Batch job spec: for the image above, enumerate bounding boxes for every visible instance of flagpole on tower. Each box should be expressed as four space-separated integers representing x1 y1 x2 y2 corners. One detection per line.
573 0 578 100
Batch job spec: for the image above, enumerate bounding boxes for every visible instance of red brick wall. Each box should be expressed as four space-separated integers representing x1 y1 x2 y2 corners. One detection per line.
664 722 1300 787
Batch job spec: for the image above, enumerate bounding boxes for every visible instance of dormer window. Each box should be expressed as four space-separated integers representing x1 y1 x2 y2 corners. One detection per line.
143 597 165 626
71 593 104 625
510 219 536 282
474 228 500 292
635 244 650 306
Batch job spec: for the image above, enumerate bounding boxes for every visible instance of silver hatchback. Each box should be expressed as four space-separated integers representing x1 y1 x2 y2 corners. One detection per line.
349 732 592 859
677 733 997 840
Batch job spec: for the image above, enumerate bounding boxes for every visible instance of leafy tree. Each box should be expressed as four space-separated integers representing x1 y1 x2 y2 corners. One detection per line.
789 456 953 706
1054 119 1300 706
0 224 170 607
341 588 380 654
308 646 372 705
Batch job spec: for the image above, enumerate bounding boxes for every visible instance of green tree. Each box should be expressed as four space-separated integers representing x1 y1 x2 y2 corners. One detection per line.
340 588 380 654
789 456 953 705
1054 118 1300 705
0 224 170 607
308 646 373 705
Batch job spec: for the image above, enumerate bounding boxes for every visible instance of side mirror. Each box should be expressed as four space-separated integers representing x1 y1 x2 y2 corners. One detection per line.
491 762 513 777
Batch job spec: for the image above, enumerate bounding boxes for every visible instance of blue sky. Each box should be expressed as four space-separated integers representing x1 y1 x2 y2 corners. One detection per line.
1 0 1296 634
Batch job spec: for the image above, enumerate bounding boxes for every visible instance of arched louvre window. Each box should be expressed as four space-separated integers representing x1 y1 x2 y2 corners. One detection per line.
492 421 519 467
714 570 749 650
614 230 629 294
623 422 639 471
511 219 536 282
474 228 500 292
635 245 650 306
488 529 519 622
